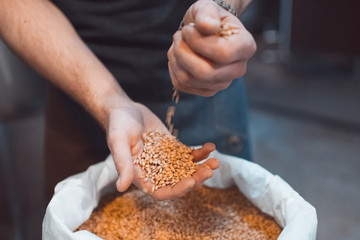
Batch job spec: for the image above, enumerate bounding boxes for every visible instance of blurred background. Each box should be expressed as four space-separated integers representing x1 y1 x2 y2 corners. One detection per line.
1 0 359 239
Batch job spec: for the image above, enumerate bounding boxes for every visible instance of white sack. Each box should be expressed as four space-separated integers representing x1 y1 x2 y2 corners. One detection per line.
43 151 318 240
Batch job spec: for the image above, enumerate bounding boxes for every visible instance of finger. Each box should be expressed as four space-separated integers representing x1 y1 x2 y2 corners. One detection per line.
192 167 213 188
131 139 143 156
188 0 221 35
173 35 247 88
192 142 216 162
211 60 247 82
197 60 247 92
108 137 134 192
182 24 257 64
192 164 214 187
173 31 215 81
192 158 220 187
174 29 251 85
168 60 218 97
200 157 220 170
152 177 195 201
170 33 226 96
169 43 221 94
168 44 192 87
132 165 157 195
169 54 239 96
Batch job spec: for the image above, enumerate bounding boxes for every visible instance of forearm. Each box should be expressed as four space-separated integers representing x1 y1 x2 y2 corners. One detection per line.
0 0 129 130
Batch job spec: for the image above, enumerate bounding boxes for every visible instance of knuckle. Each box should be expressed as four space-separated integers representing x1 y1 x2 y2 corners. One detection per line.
219 81 232 91
180 76 191 86
167 48 173 60
244 38 257 58
237 36 257 59
180 26 192 42
215 47 232 64
172 80 187 93
206 170 214 178
172 41 181 57
229 63 246 79
172 32 178 42
200 90 217 97
107 131 117 146
249 39 257 55
172 47 186 67
171 72 190 89
171 80 181 90
236 64 247 77
193 64 213 80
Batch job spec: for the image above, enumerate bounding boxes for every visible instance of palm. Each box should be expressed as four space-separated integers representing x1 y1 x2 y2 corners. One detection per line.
132 142 219 200
134 104 219 200
108 103 219 200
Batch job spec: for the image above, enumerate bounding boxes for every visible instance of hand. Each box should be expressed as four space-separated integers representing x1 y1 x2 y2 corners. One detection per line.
134 142 219 201
167 0 256 97
106 102 219 200
107 102 168 192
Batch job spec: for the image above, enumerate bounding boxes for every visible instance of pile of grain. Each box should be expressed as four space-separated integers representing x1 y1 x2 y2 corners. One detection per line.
77 186 282 239
134 131 196 192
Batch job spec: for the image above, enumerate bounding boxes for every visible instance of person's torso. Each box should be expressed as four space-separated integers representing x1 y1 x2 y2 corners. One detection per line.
52 0 195 101
49 0 251 160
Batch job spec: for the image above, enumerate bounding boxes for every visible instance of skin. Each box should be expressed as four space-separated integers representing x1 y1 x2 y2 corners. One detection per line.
0 0 254 200
224 0 253 15
168 0 256 96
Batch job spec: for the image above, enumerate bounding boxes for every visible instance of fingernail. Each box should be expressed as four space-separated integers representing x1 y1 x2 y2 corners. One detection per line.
204 164 211 169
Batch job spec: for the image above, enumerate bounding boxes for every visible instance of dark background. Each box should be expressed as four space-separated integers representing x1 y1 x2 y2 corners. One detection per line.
1 0 360 239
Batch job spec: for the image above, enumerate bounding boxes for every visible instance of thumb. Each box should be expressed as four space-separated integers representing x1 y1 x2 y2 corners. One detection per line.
109 137 134 192
192 142 216 162
192 0 221 35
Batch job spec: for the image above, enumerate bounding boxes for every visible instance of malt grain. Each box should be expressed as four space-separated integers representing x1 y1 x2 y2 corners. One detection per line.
77 186 282 240
134 131 196 191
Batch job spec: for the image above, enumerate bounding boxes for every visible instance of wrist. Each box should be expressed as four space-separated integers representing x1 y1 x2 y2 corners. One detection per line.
213 0 238 17
90 86 134 131
219 0 252 16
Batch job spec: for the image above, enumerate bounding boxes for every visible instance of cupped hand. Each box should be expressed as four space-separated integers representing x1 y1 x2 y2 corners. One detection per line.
106 102 219 200
106 102 168 192
133 142 219 201
167 0 256 97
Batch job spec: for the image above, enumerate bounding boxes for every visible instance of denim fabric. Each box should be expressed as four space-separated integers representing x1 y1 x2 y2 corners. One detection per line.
146 77 252 161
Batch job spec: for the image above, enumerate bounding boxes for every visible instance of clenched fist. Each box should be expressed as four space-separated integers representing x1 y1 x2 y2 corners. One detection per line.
168 0 256 97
